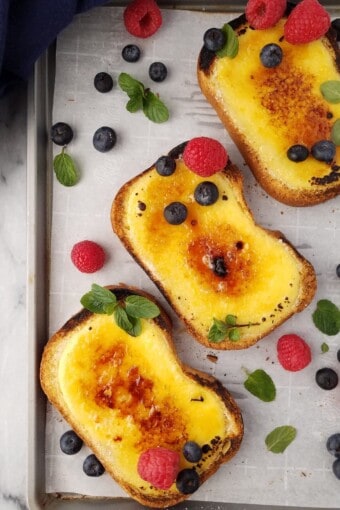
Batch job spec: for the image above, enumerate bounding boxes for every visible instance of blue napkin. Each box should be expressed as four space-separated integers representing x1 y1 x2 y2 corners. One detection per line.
0 0 109 96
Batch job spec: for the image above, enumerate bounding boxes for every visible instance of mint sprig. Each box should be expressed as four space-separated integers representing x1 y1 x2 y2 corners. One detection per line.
320 80 340 104
216 24 239 59
208 315 259 343
265 425 297 454
118 72 169 123
53 147 79 186
312 299 340 336
80 284 160 337
244 368 276 402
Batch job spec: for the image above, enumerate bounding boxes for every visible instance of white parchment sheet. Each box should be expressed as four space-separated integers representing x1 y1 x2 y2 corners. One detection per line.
46 6 340 507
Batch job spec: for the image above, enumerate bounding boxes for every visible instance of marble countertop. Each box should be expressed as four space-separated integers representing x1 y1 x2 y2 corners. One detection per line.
0 84 29 509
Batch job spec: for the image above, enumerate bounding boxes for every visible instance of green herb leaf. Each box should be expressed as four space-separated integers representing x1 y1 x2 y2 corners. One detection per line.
114 305 134 334
228 328 240 341
216 24 239 59
321 342 329 353
244 369 276 402
118 72 144 99
265 425 297 454
53 149 79 186
331 119 340 146
320 80 340 103
143 91 169 123
312 299 340 336
208 318 228 343
125 295 160 319
80 284 117 315
126 315 142 337
225 314 237 326
126 94 144 113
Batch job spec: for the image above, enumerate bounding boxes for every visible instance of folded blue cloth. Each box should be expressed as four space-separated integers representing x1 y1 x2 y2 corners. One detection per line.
0 0 109 96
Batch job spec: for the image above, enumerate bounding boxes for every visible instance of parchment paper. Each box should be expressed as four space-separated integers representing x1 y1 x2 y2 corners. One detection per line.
46 6 340 507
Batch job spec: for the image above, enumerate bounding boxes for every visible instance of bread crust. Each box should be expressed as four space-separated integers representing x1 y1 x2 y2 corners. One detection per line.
111 144 317 350
197 9 340 207
40 285 243 507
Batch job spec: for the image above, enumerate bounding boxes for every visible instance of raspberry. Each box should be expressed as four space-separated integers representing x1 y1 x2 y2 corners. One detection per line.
284 0 331 45
245 0 286 30
183 137 228 177
71 240 106 273
137 447 180 490
277 334 312 372
123 0 162 38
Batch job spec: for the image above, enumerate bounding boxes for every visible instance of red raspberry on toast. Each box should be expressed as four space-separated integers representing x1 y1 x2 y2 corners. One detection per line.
71 240 106 273
284 0 331 44
123 0 162 38
277 334 312 372
183 137 228 177
245 0 286 30
137 447 180 489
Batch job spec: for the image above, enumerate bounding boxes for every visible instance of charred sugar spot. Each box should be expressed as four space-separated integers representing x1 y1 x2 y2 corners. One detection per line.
262 317 266 322
236 241 244 250
278 303 283 310
222 194 228 200
191 219 198 226
138 201 146 211
191 396 204 402
310 165 340 186
279 35 284 42
327 111 334 119
88 326 92 330
202 444 212 453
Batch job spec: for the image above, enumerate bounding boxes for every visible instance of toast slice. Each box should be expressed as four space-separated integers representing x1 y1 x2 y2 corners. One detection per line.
111 142 316 350
197 4 340 206
40 285 243 508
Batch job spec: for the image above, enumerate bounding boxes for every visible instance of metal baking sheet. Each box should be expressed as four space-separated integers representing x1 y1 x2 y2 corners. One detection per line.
27 1 340 509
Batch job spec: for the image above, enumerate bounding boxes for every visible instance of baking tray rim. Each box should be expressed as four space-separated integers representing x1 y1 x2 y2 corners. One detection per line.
26 1 340 509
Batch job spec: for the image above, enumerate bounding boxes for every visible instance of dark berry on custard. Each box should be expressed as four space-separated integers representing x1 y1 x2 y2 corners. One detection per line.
311 140 336 163
287 144 309 162
155 155 176 176
183 441 202 463
203 28 226 52
163 202 188 225
260 43 283 68
194 181 219 205
176 468 200 494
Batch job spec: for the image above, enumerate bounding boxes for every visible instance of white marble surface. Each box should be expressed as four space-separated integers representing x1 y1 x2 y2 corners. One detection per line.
0 84 29 509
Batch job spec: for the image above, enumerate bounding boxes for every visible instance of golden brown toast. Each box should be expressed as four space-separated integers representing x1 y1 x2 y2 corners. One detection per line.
111 143 317 350
40 285 243 508
197 4 340 206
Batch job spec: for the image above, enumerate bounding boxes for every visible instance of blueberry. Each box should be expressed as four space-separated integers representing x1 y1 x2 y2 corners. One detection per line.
333 458 340 479
315 367 338 390
203 28 226 52
93 126 117 152
287 144 309 163
149 62 167 83
122 44 141 63
260 44 283 68
311 140 336 163
194 181 219 206
83 454 105 477
176 468 200 494
155 155 176 176
183 441 202 463
94 72 113 93
212 256 227 277
327 433 340 457
59 430 83 455
331 19 340 41
164 202 188 225
336 264 340 278
51 122 73 146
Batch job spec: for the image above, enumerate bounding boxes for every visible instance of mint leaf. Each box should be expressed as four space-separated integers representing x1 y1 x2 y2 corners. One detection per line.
126 314 142 337
208 318 228 343
312 299 340 336
321 342 329 353
228 328 240 341
127 94 143 113
225 314 237 326
80 284 117 314
114 305 134 334
216 24 239 59
265 425 297 453
53 149 78 186
118 72 144 98
143 91 169 123
125 295 160 319
244 369 276 402
320 80 340 103
331 119 340 145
